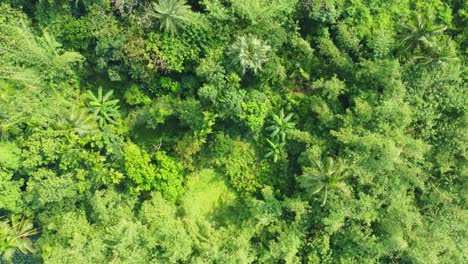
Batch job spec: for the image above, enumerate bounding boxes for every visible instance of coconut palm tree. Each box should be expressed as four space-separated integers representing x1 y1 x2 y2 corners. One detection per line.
151 0 192 35
298 157 351 206
413 36 458 67
227 35 271 74
398 12 447 54
0 216 38 261
266 109 295 142
87 87 120 127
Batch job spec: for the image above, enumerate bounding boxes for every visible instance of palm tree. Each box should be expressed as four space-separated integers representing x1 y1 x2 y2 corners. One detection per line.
0 216 38 261
266 109 295 142
151 0 192 35
227 35 271 74
398 12 447 54
58 107 99 136
194 111 217 144
413 36 458 67
87 87 120 127
264 137 285 163
298 157 351 206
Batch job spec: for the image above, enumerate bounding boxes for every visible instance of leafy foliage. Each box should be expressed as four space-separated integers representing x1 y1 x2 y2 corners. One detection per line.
0 1 466 263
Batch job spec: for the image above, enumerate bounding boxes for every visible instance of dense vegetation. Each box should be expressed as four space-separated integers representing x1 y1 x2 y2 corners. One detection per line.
0 0 466 263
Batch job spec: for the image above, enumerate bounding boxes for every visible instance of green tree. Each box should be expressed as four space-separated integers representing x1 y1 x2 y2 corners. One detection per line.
0 5 83 86
227 35 271 74
413 36 458 66
239 90 272 136
140 192 193 262
153 151 184 203
298 157 351 206
86 87 120 127
231 0 298 27
398 12 447 54
210 135 262 193
151 0 192 35
122 142 157 195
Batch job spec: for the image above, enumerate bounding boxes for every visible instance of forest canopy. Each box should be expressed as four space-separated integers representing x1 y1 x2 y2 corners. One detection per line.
0 0 466 263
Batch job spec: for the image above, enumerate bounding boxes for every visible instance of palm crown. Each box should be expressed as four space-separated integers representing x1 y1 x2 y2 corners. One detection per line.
298 157 351 206
413 36 458 67
227 35 271 74
398 12 446 54
152 0 192 35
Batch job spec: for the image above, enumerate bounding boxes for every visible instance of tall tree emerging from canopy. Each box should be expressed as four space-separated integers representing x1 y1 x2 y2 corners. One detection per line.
151 0 192 34
227 35 271 74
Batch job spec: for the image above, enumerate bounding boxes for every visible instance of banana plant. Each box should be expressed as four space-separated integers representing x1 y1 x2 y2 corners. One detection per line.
194 111 217 144
264 137 286 163
266 109 295 142
0 216 39 261
87 87 120 127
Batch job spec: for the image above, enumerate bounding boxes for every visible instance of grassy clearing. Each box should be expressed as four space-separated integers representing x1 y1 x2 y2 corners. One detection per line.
181 169 237 219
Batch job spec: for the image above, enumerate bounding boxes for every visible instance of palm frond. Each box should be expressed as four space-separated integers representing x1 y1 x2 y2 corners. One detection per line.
298 157 351 205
